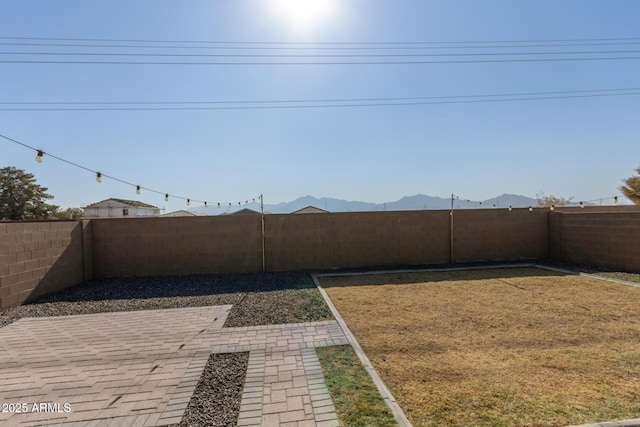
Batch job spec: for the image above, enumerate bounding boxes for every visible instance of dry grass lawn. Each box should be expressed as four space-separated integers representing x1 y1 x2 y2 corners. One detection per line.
319 267 640 427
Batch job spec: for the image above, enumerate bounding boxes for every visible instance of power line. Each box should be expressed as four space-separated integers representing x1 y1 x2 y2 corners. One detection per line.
2 35 640 45
3 41 640 50
3 56 640 66
2 90 639 111
4 49 640 58
2 87 638 105
4 35 640 65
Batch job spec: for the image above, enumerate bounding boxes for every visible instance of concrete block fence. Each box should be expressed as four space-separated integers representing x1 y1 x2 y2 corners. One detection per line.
1 207 639 309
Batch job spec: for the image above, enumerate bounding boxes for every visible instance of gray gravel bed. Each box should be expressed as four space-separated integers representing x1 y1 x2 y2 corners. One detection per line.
0 271 333 425
0 271 332 329
170 352 249 427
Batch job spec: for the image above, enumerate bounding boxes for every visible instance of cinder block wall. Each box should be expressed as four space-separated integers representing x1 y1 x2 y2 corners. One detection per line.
3 209 640 309
90 216 263 277
264 211 451 271
453 208 550 263
549 211 640 273
0 221 86 309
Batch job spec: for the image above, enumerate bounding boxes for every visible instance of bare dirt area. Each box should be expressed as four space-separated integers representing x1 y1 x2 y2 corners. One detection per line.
319 267 640 427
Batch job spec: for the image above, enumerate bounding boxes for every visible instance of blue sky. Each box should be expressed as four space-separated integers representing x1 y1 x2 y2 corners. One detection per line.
1 0 639 212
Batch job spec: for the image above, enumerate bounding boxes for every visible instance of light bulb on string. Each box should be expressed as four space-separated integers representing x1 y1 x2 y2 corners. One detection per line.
614 196 618 203
217 203 221 208
204 202 208 208
2 132 270 214
550 205 555 211
529 206 533 212
508 205 512 211
492 204 496 209
580 202 584 208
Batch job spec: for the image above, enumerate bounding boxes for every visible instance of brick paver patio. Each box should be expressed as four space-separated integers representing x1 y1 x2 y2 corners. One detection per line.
0 306 348 426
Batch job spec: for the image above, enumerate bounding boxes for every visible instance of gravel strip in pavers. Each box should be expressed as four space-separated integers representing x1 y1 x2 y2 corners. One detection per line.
170 352 250 427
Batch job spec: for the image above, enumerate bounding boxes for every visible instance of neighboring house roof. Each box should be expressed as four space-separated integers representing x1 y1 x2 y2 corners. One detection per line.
84 198 159 209
231 208 261 215
291 206 330 214
161 210 207 217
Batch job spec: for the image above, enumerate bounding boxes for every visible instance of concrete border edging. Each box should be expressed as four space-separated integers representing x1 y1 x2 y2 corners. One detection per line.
534 265 640 289
312 275 412 427
564 419 640 427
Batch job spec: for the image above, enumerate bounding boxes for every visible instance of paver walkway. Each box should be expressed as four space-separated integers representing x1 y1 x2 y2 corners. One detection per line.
0 306 348 426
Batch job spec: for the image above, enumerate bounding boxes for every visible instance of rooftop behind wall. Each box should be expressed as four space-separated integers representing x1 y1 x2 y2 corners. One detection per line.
1 208 639 310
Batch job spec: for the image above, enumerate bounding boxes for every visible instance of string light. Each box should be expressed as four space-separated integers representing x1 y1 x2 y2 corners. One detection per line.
1 133 262 212
453 194 490 210
204 201 208 208
454 192 636 212
5 133 636 214
0 134 262 212
508 205 512 211
187 198 190 206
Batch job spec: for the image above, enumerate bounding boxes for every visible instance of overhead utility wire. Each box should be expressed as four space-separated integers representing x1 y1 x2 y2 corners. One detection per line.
1 89 640 111
4 41 640 50
4 49 640 58
2 35 640 44
0 133 259 207
2 87 638 105
4 56 640 65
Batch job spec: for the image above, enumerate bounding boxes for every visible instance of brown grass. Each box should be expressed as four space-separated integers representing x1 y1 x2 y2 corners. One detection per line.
319 267 640 427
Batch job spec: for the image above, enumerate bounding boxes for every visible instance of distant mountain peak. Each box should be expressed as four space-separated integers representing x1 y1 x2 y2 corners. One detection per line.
189 193 538 215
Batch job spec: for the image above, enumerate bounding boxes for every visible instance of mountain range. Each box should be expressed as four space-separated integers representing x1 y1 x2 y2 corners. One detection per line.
190 193 540 215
